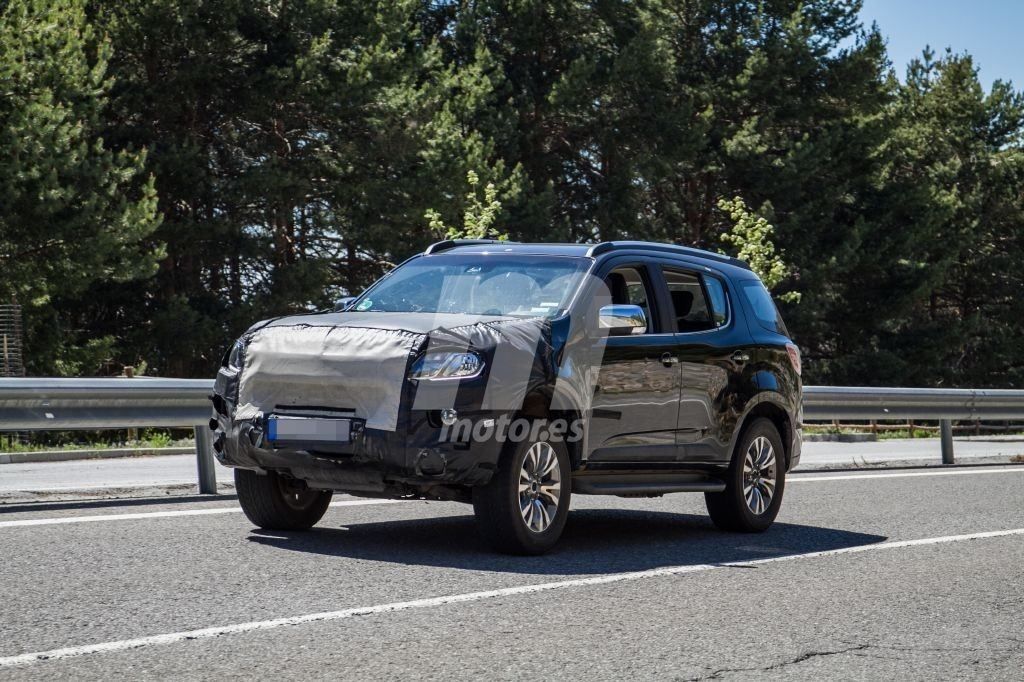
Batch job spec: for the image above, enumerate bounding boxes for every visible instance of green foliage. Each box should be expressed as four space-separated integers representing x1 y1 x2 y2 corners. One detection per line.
0 0 161 374
717 197 800 303
426 171 509 241
52 336 117 378
139 430 173 448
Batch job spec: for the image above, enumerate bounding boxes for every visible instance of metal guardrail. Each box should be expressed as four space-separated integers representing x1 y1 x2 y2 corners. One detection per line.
1 379 1023 492
0 378 212 429
802 386 1024 463
0 378 217 493
803 386 1024 421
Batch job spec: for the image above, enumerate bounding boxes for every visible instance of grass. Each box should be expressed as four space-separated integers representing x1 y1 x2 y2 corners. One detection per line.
0 430 192 453
805 424 1024 440
877 429 938 440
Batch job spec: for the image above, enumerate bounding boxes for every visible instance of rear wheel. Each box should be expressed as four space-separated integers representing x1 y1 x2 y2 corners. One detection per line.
705 418 785 532
473 435 571 555
234 469 332 530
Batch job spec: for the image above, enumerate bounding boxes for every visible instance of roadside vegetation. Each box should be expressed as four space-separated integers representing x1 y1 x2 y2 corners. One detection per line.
2 0 1023 392
0 430 191 453
805 423 1024 439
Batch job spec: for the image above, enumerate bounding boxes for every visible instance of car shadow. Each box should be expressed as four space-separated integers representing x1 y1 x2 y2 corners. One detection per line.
247 508 886 576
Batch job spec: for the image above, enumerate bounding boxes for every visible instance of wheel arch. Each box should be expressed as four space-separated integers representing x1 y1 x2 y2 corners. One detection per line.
515 388 585 470
733 395 794 469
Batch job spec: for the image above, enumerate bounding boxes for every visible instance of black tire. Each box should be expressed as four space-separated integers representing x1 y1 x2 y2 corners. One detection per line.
234 469 333 531
705 418 786 532
473 433 572 555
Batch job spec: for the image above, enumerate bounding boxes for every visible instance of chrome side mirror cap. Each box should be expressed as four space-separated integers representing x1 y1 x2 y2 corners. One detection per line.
599 304 647 335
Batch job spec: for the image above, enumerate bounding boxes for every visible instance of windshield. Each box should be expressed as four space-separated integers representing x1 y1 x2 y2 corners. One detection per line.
352 254 591 318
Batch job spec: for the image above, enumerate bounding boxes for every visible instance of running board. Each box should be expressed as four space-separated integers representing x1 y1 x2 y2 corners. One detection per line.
572 472 726 496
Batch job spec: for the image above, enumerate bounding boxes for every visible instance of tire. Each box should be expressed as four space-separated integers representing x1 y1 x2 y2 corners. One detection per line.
705 418 786 532
473 432 572 555
234 469 333 531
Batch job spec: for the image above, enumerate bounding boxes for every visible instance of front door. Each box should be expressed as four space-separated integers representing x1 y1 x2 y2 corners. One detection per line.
586 263 682 463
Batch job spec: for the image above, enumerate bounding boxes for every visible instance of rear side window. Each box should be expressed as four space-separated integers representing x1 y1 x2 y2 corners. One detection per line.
740 280 788 336
663 269 718 333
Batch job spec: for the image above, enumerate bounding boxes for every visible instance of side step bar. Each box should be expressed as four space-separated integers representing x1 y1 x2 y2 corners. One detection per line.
572 472 726 496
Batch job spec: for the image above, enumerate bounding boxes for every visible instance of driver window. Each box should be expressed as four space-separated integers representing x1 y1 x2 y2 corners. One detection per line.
605 267 653 333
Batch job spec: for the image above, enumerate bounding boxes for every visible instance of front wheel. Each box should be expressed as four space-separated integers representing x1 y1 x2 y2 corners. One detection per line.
234 469 333 530
705 418 786 532
473 435 571 555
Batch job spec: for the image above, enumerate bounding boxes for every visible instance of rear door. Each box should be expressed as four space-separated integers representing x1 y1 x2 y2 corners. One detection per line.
586 260 682 463
656 262 751 463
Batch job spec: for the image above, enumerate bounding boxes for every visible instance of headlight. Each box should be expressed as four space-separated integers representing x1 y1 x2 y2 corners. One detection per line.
409 351 483 380
227 340 245 370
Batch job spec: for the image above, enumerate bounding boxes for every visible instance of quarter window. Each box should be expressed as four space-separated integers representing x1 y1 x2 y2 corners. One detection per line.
739 280 788 335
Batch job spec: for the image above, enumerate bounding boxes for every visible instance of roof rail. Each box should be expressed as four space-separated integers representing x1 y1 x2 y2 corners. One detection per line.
585 241 750 270
423 238 512 255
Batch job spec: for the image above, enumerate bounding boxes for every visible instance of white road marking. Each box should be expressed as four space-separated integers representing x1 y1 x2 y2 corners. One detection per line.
1 526 1022 668
0 482 204 493
0 499 400 529
789 466 1024 482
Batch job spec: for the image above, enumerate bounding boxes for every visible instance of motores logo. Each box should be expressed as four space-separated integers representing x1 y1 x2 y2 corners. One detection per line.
440 415 585 444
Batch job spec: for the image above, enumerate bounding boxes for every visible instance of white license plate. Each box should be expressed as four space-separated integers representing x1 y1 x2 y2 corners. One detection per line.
267 416 351 443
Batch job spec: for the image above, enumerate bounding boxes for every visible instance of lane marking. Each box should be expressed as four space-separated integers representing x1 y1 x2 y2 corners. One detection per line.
1 526 1022 668
0 499 400 529
0 482 206 493
790 466 1024 482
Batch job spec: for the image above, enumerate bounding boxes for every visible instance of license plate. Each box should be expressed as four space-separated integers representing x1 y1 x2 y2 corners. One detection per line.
267 416 351 443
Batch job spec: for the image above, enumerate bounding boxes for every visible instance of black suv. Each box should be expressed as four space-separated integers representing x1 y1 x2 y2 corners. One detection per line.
210 240 802 554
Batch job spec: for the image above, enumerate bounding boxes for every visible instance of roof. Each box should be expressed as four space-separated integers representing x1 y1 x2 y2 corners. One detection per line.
423 239 751 271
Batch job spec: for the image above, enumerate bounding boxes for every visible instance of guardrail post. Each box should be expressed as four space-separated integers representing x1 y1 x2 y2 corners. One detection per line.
940 419 955 465
194 424 217 494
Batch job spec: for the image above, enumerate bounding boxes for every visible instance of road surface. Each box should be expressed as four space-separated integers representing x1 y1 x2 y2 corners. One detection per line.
0 465 1022 679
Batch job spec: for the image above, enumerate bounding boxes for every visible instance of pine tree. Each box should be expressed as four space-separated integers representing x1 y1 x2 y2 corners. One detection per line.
0 0 160 374
91 0 522 375
873 50 1024 387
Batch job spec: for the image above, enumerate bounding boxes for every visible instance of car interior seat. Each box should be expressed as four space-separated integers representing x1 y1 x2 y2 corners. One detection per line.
606 272 630 305
672 289 713 332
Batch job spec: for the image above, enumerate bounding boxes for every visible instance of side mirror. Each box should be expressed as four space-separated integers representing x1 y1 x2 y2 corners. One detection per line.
333 296 357 312
599 304 647 335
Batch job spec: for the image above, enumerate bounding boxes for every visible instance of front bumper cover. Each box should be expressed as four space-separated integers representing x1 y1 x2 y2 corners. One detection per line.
213 409 506 499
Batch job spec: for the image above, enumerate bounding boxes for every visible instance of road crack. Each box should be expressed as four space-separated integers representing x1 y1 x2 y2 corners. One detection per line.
688 644 872 680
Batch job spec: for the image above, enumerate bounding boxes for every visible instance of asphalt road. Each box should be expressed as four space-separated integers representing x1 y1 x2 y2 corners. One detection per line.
1 465 1022 679
3 436 1023 501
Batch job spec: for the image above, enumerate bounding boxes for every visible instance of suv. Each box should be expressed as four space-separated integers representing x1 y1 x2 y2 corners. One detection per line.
210 240 802 554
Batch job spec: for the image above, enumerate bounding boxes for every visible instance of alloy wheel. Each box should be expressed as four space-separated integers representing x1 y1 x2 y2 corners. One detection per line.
518 441 562 533
742 436 777 515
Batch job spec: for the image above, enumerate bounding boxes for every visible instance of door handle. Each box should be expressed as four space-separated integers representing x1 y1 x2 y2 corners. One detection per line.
661 352 679 367
731 351 750 363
